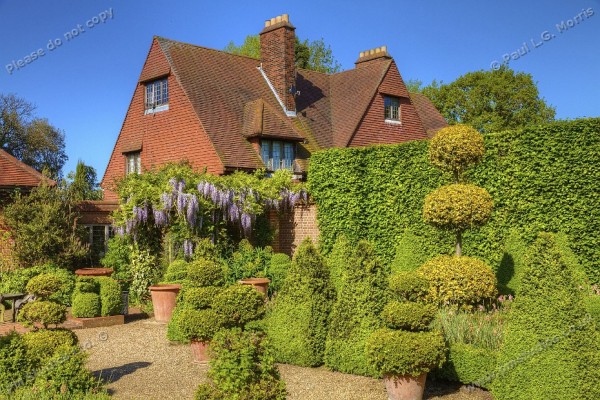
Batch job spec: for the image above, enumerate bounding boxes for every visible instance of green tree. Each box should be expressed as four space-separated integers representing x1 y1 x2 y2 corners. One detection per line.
422 66 555 133
225 35 341 74
0 94 67 178
3 182 88 268
67 160 102 201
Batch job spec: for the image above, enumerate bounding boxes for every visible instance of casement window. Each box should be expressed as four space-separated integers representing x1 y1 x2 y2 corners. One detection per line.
145 78 169 113
260 140 295 171
384 96 400 122
126 152 141 175
84 225 114 264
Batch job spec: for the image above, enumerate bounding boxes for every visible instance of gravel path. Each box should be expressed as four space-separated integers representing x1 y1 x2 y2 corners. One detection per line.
75 319 492 400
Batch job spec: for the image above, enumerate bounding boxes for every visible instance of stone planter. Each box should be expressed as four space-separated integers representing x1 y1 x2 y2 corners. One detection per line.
383 373 427 400
148 284 181 323
190 340 210 363
238 278 271 295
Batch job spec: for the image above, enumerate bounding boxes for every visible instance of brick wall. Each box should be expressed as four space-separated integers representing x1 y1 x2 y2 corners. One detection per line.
269 204 319 256
101 39 224 200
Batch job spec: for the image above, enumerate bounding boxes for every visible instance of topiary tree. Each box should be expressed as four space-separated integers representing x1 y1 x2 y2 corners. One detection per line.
326 235 353 293
424 124 492 256
265 238 334 367
490 233 600 399
212 284 265 329
324 240 387 377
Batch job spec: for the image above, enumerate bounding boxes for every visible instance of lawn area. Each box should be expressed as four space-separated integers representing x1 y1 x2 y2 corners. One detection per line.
75 319 492 400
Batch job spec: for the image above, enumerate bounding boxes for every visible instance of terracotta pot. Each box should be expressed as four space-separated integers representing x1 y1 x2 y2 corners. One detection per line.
190 340 210 363
75 267 114 277
148 284 181 322
383 373 427 400
238 278 271 295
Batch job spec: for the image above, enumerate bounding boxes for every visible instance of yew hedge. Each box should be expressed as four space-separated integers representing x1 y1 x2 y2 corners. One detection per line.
308 118 600 285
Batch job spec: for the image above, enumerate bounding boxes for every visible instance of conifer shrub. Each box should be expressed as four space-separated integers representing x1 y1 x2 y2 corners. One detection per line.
164 259 189 283
75 277 99 294
381 301 436 331
326 235 353 293
324 240 387 377
212 284 265 329
187 258 225 287
491 233 600 399
71 293 101 318
265 238 334 367
434 343 498 387
96 277 122 316
417 255 497 308
22 329 78 365
178 308 222 342
183 286 223 310
267 253 291 294
388 271 429 302
0 332 34 394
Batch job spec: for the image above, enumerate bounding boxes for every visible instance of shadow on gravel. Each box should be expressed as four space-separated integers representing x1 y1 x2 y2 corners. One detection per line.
94 361 153 384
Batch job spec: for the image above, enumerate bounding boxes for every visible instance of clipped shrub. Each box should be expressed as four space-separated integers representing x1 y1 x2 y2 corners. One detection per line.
164 259 189 283
365 328 446 377
188 258 225 287
586 295 600 327
433 343 497 388
198 328 286 400
22 329 78 365
25 273 63 299
491 233 600 399
388 271 429 302
0 265 75 306
178 308 222 342
71 293 101 318
428 124 484 178
193 238 220 262
265 238 334 367
496 228 528 295
96 277 122 316
418 255 497 308
423 184 493 232
19 301 67 328
75 277 99 294
324 241 387 377
326 235 353 293
0 332 34 394
213 284 265 328
30 345 101 397
166 305 188 343
381 301 436 331
267 253 291 294
183 286 222 310
391 229 433 274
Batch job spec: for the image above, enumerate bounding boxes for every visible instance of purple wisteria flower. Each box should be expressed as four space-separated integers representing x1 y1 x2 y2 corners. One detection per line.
161 192 173 211
183 239 193 258
153 209 167 227
115 226 125 236
241 212 252 235
187 194 199 226
176 191 188 215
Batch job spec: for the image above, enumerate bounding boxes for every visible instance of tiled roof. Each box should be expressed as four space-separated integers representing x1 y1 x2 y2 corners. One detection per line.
0 148 51 187
410 92 448 138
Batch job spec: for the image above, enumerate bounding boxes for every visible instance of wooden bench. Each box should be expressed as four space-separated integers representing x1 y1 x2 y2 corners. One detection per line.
0 293 33 323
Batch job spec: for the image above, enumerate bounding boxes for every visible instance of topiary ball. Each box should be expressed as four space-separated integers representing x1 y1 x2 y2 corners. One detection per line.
164 259 189 283
381 301 437 331
212 285 265 328
22 329 78 365
365 328 446 377
423 184 493 232
71 293 101 318
429 124 484 177
178 308 222 342
187 258 225 287
417 255 497 308
18 301 67 328
388 271 430 302
183 286 223 310
25 273 63 299
75 277 100 294
96 277 123 316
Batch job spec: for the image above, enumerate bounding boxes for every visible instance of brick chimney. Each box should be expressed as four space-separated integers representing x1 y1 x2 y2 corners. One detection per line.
355 46 392 68
260 14 296 116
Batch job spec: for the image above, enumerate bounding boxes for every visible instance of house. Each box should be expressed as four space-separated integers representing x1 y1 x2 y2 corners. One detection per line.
101 13 446 200
0 148 54 267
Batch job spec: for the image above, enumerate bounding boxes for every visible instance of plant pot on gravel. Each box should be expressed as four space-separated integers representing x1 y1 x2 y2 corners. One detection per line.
149 284 182 323
178 308 222 363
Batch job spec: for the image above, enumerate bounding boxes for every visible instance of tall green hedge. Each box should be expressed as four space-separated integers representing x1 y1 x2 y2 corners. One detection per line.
308 118 600 284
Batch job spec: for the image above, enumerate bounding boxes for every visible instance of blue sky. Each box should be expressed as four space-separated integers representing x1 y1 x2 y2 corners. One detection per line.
1 0 598 177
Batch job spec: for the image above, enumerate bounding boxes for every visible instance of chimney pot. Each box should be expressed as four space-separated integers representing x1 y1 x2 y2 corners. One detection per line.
282 14 289 22
369 49 375 55
382 45 387 52
359 51 364 58
276 15 282 23
265 20 271 27
271 17 276 24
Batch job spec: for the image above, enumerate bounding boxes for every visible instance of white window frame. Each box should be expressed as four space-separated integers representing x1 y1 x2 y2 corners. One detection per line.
260 140 295 171
144 78 169 114
384 96 401 124
126 152 141 175
85 224 112 259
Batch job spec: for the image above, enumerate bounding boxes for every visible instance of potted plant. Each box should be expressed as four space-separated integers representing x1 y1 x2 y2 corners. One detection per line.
366 271 446 400
178 307 222 362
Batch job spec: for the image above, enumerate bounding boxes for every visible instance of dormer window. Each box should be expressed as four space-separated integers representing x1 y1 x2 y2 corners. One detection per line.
260 140 295 171
384 96 400 122
145 78 169 114
126 152 141 175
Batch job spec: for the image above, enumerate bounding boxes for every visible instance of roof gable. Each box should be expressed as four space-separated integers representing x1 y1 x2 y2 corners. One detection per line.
0 149 51 187
410 92 448 137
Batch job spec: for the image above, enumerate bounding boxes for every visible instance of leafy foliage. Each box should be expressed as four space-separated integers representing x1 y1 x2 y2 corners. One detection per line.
0 332 34 394
308 118 600 284
3 183 88 268
265 238 334 366
66 160 102 201
365 328 446 377
491 233 600 399
433 343 498 388
0 93 67 178
429 124 485 179
71 293 101 318
163 259 188 283
324 241 387 377
326 235 353 293
212 284 265 329
417 255 497 308
22 329 78 365
187 258 226 287
421 66 555 133
182 286 222 310
390 229 432 274
100 235 132 284
388 271 429 302
381 301 436 331
179 308 222 342
195 328 286 400
96 277 122 316
423 184 493 232
227 240 271 283
25 273 64 299
267 253 291 295
129 246 160 303
19 301 67 328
